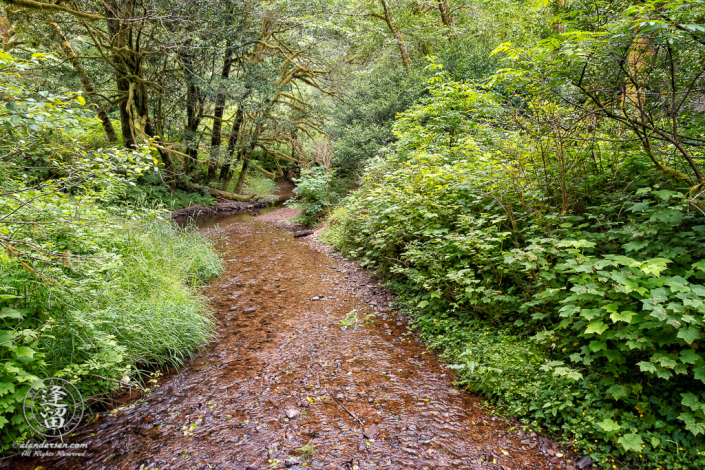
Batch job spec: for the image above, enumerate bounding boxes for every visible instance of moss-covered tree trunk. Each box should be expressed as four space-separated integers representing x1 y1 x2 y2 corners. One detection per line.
379 0 411 68
49 21 117 142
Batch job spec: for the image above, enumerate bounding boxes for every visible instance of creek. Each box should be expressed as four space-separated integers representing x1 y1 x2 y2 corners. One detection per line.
15 203 559 470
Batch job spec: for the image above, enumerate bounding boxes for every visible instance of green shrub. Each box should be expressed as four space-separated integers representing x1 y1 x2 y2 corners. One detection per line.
0 52 223 449
325 68 705 468
287 167 336 225
107 171 215 210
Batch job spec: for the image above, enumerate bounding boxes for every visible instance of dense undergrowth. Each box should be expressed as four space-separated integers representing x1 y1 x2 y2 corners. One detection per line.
324 144 705 470
322 54 705 469
0 52 222 449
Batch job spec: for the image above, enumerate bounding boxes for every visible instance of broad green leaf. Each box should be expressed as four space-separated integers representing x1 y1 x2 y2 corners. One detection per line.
694 366 705 384
0 382 14 397
678 327 700 345
609 310 634 323
680 350 700 365
14 346 34 359
618 433 644 452
0 309 22 320
639 258 672 277
623 240 648 252
597 418 621 432
607 384 629 400
681 392 701 410
585 321 608 335
638 361 657 374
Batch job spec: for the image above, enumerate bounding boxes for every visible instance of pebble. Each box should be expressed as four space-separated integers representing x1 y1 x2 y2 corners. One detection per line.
311 296 320 301
363 424 378 439
285 409 300 419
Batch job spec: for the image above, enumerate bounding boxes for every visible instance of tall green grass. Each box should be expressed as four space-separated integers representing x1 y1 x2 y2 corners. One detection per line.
0 210 223 447
69 222 222 369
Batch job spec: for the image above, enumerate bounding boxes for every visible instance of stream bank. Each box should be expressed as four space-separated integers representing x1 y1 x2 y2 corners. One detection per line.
14 208 580 470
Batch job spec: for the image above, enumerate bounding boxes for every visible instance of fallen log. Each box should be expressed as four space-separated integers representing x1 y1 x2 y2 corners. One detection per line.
294 230 314 238
206 187 254 202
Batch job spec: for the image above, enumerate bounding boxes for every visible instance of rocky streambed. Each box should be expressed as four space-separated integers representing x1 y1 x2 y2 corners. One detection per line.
14 208 591 470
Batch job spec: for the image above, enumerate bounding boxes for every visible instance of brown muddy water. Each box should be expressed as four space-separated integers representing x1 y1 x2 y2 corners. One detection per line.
14 211 576 470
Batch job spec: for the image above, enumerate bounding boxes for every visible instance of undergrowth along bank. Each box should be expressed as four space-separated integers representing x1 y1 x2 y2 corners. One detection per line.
0 51 223 450
321 66 705 469
0 210 223 450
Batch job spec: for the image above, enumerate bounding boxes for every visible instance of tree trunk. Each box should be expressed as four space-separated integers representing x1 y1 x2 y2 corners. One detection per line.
218 107 245 187
105 0 135 149
379 0 412 68
209 40 235 181
49 21 117 142
552 0 565 33
179 48 204 175
207 187 253 201
625 36 652 115
437 0 453 29
234 157 250 194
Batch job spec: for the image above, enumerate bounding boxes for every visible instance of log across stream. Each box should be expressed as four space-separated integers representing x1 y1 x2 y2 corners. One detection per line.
15 209 568 470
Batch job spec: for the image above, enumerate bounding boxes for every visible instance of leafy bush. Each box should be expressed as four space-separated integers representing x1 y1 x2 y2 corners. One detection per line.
0 51 222 449
287 167 336 225
0 205 221 449
109 171 216 210
325 66 705 468
327 66 427 170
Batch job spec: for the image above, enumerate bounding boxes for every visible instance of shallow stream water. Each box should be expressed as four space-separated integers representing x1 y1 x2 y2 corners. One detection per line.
14 211 568 470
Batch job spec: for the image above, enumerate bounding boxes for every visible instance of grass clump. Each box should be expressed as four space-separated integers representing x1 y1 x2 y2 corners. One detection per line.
295 440 316 459
241 172 277 197
0 205 222 449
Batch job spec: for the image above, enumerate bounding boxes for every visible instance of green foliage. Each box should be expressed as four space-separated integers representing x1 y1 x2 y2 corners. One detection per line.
286 167 337 225
242 170 278 197
328 66 427 170
0 215 221 449
326 62 705 467
110 171 216 210
0 51 222 449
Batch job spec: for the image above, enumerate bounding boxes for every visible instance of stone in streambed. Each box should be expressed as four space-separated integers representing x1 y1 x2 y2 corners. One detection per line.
286 409 300 419
363 423 378 439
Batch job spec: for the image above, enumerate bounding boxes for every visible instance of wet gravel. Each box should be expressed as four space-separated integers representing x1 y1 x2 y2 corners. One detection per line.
13 209 588 470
